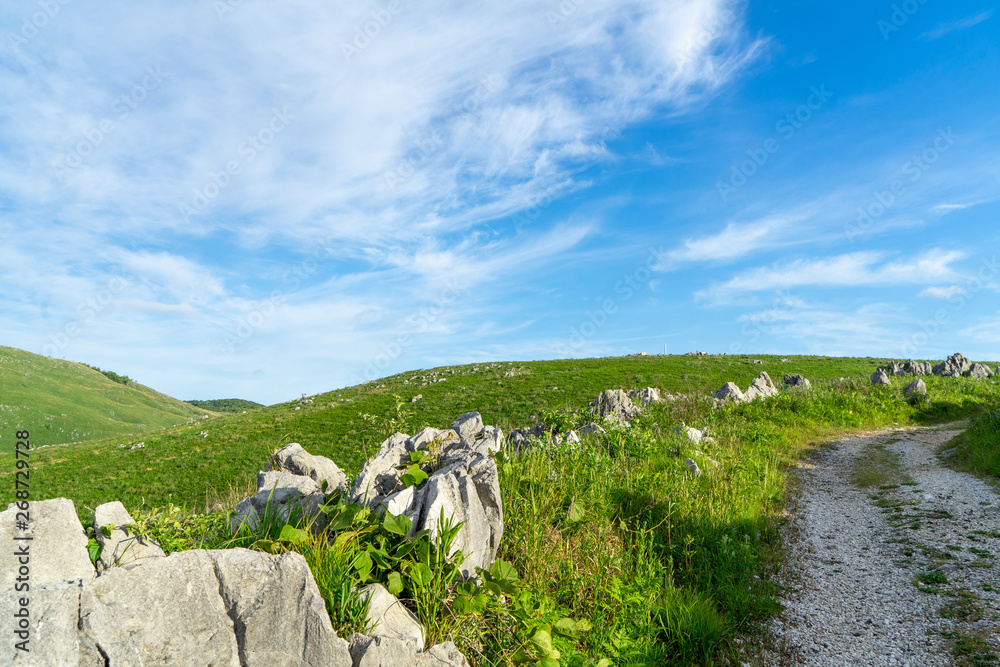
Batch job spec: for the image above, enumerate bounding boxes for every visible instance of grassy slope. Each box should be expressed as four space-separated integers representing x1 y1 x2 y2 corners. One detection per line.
0 345 215 452
3 353 999 664
0 353 989 520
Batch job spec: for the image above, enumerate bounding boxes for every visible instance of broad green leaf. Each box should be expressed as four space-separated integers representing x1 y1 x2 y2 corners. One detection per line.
453 596 471 615
529 629 554 655
100 524 113 538
567 498 586 524
553 617 578 638
253 539 282 554
484 581 502 596
471 593 489 613
86 539 102 565
593 660 611 667
352 551 373 581
409 562 432 589
400 465 428 488
456 581 478 596
383 511 413 536
575 619 594 633
490 559 519 583
279 525 312 547
387 571 404 596
539 657 561 667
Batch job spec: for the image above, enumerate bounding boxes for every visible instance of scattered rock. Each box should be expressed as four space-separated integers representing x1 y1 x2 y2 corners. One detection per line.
933 352 971 377
628 387 661 405
268 442 349 495
684 458 701 476
965 362 994 379
416 641 472 666
579 422 605 436
903 379 927 396
744 371 778 401
1 498 95 591
677 425 706 444
411 395 423 403
905 359 932 376
713 382 745 403
231 470 326 534
870 368 891 386
358 583 425 650
589 389 641 422
93 501 165 572
783 374 811 388
450 412 485 439
349 634 415 667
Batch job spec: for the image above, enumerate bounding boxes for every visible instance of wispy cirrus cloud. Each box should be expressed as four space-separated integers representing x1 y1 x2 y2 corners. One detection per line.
918 285 967 299
696 249 966 304
921 10 994 40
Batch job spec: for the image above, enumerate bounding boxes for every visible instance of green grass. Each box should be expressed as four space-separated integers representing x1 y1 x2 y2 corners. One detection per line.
0 345 215 452
946 407 1000 481
4 352 1000 665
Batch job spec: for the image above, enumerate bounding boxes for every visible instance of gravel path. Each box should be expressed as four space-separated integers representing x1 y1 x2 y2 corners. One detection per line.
767 425 1000 666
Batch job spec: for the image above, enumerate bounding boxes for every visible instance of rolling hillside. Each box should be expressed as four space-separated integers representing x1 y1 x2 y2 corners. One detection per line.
0 345 216 452
4 352 995 518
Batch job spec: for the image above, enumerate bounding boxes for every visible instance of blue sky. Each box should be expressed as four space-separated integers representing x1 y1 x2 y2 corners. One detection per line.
2 0 998 405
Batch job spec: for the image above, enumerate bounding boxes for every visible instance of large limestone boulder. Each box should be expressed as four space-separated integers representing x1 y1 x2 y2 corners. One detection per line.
358 583 425 650
352 415 505 578
933 352 972 377
713 382 745 403
628 387 662 405
1 579 105 666
904 379 928 396
77 549 351 666
589 389 641 422
871 368 891 386
349 634 416 667
416 641 472 666
450 412 485 439
744 371 778 401
966 363 994 379
231 470 326 534
268 442 349 495
1 498 95 592
783 374 811 388
905 359 932 376
93 501 165 571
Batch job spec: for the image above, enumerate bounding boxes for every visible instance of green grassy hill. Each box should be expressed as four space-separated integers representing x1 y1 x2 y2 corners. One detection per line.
2 353 992 517
3 352 998 665
0 345 216 452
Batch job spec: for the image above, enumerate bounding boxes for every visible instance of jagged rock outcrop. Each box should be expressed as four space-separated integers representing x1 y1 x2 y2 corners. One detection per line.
684 458 701 476
904 379 928 396
268 442 349 495
744 371 778 401
93 501 165 571
1 498 95 591
905 359 932 376
783 374 811 388
871 368 891 386
713 382 745 403
358 583 425 650
231 470 327 534
966 363 994 379
933 352 972 377
589 389 641 422
350 414 503 578
881 361 908 377
1 546 354 666
628 387 661 405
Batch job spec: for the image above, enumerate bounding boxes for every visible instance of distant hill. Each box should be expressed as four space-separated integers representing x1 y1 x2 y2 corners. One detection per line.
0 345 215 452
185 398 264 413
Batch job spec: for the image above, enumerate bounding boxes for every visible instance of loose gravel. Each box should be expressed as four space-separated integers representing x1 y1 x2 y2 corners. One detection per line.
766 425 1000 666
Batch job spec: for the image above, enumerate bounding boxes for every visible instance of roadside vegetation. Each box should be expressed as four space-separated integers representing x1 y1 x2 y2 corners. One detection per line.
4 353 1000 664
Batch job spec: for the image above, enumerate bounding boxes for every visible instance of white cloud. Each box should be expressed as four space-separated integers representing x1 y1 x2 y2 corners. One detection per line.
696 249 967 305
656 212 807 268
921 10 994 40
918 285 967 299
